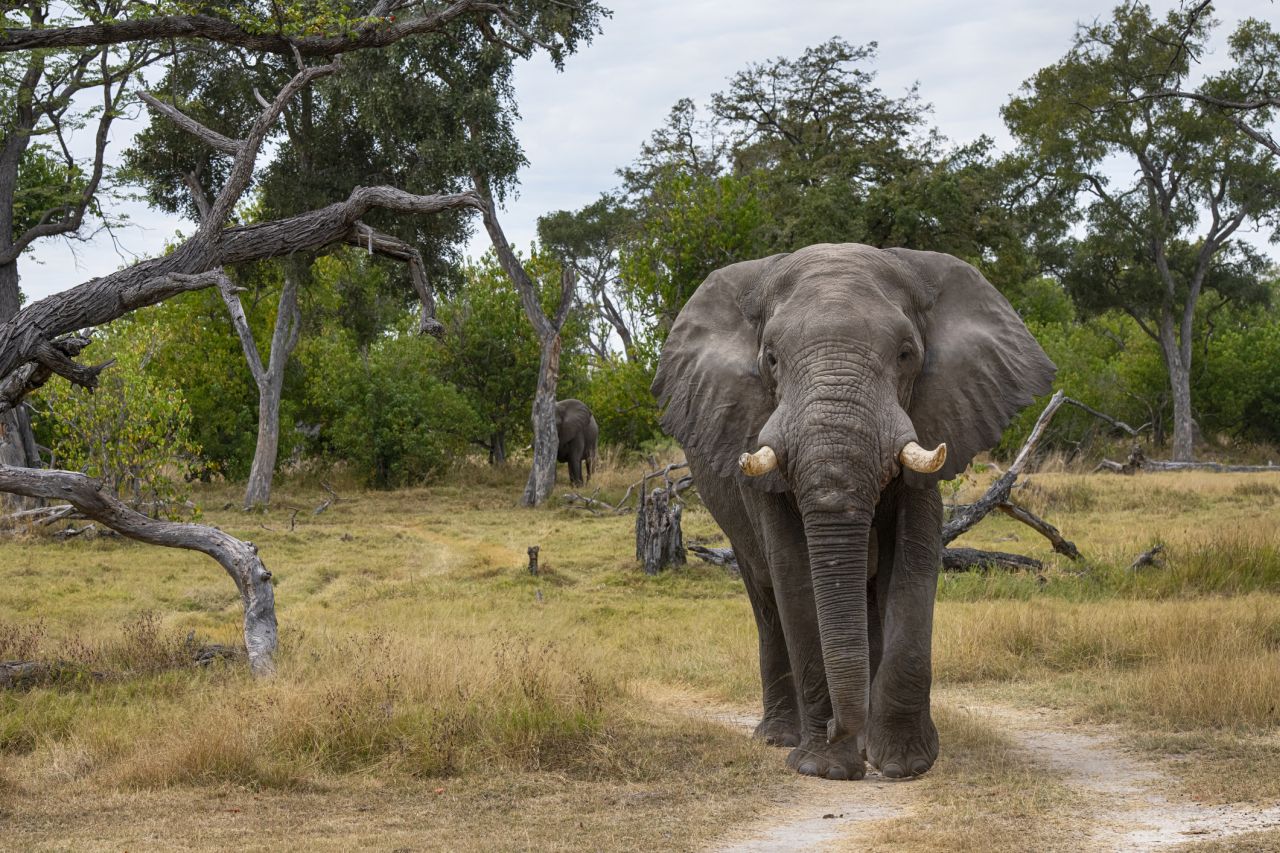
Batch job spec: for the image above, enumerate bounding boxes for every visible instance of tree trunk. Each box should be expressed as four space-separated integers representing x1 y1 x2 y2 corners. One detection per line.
523 333 561 507
635 486 684 574
1168 355 1194 462
1157 325 1195 462
0 260 38 508
244 382 283 508
222 267 302 510
489 430 506 465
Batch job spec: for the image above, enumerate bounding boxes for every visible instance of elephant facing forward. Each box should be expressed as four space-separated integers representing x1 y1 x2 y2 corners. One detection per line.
555 399 598 487
652 244 1053 781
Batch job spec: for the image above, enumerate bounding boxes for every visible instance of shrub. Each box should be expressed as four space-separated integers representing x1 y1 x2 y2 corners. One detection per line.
32 317 203 515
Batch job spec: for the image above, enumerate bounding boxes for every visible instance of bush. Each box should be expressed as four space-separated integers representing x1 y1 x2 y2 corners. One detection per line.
298 323 482 488
578 353 663 450
32 317 203 515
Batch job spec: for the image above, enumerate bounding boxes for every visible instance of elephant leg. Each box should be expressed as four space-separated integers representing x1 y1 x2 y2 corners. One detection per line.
742 490 864 780
685 464 801 747
567 439 584 486
738 551 800 747
866 485 941 779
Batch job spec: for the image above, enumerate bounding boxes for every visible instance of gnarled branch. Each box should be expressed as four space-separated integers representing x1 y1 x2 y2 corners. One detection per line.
0 465 277 675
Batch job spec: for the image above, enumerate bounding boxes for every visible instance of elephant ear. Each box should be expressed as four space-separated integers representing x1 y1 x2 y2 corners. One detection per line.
886 248 1056 486
652 254 790 492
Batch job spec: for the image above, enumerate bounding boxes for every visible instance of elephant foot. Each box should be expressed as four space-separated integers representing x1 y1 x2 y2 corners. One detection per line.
786 736 866 781
867 711 939 779
753 716 800 748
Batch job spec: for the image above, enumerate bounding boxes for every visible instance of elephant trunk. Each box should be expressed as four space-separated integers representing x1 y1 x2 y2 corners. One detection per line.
803 507 874 745
784 375 891 748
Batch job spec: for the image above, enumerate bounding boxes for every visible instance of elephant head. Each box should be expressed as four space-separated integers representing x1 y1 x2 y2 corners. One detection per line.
652 243 1054 745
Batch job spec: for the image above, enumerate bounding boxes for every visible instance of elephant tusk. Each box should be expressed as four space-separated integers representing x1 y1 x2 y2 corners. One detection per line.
899 440 947 474
738 446 778 476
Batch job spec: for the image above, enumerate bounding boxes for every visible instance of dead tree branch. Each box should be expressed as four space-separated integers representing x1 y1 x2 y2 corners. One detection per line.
689 544 739 574
997 501 1082 561
0 189 483 386
0 334 94 415
943 390 1067 545
1127 543 1166 571
0 465 277 675
1062 396 1141 436
344 223 444 337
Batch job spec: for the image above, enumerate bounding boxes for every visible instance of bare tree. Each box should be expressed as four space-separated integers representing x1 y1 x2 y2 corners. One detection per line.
474 176 575 506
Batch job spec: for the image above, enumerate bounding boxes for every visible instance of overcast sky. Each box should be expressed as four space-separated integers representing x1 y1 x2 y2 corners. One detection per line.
20 0 1279 303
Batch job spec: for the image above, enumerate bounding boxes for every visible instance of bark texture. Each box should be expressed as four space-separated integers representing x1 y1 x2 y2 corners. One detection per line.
635 486 685 575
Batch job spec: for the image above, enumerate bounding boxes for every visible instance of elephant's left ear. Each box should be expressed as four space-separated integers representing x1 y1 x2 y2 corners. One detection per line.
886 248 1056 485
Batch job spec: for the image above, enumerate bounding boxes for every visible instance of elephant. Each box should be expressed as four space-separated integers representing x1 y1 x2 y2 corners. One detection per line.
652 244 1054 781
555 398 598 487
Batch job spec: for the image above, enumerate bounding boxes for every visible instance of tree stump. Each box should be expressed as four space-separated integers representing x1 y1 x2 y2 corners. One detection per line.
527 545 540 576
636 486 685 575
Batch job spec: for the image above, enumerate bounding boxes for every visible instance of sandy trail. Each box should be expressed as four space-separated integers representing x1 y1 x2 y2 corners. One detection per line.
677 691 1280 852
670 695 912 852
957 700 1280 850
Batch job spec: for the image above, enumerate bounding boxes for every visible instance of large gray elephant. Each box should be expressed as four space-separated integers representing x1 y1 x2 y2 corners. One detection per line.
652 244 1053 781
555 398 599 486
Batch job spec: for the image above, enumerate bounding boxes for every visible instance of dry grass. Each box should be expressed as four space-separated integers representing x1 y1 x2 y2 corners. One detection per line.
1 457 1278 848
934 596 1280 729
854 704 1086 852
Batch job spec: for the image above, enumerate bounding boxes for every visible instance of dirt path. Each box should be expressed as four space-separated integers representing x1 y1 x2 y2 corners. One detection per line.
957 700 1280 850
667 693 914 852
677 690 1280 852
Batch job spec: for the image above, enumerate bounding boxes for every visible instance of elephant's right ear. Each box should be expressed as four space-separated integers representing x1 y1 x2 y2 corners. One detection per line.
652 255 790 493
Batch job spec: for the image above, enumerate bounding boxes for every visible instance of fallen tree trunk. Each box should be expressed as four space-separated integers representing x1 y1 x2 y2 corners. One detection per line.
689 544 739 574
942 548 1043 572
1136 460 1280 473
0 465 277 675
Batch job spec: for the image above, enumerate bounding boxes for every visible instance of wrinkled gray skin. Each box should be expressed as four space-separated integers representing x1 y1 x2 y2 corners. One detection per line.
555 399 599 486
652 244 1054 781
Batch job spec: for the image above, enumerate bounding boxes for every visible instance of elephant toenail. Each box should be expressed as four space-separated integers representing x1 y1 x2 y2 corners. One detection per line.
882 762 905 778
910 759 930 776
826 766 849 781
799 761 819 776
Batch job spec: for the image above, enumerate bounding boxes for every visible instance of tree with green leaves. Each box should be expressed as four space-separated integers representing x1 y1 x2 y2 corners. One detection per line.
0 1 156 482
122 3 539 507
537 194 636 362
1004 2 1280 461
430 250 585 465
0 0 606 672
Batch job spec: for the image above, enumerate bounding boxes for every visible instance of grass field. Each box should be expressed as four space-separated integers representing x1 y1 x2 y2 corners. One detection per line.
1 455 1278 850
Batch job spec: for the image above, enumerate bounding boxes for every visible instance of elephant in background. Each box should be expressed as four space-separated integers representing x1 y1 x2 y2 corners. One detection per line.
652 244 1053 780
555 399 598 486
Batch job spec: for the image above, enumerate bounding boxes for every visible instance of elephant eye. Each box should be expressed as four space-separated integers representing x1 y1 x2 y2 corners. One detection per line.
898 345 913 363
765 348 778 369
